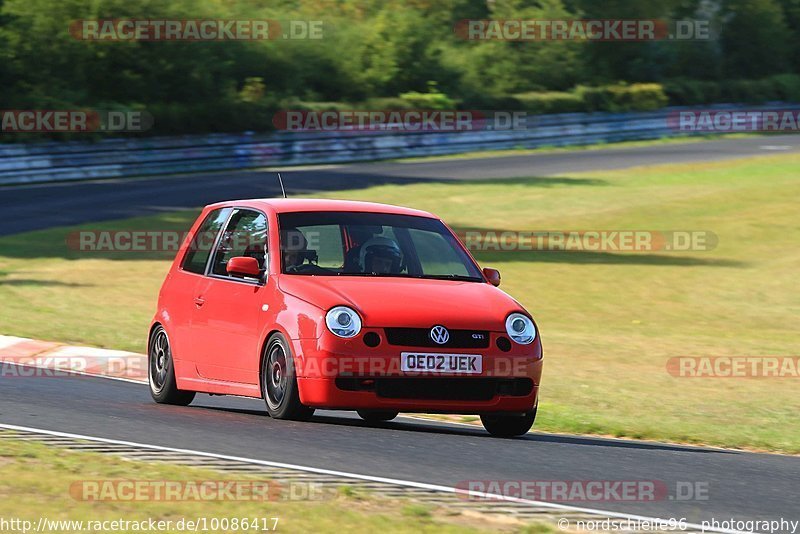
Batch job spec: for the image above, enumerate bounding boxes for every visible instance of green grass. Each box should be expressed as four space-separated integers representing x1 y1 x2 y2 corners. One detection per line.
0 437 537 533
0 153 798 452
0 211 199 351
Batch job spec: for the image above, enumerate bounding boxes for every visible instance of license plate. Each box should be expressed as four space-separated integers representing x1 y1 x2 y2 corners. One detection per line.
400 352 482 374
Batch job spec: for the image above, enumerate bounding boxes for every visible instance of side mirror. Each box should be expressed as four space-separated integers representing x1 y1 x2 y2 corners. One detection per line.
227 256 261 278
483 267 501 287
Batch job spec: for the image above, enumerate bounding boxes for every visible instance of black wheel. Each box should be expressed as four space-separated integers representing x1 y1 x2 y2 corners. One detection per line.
148 325 195 406
261 333 314 421
357 410 399 423
480 409 536 438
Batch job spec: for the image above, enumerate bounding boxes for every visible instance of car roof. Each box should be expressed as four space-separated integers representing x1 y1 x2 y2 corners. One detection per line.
206 198 437 218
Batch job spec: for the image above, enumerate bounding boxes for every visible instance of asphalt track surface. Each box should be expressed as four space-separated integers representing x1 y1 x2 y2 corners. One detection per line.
2 135 799 528
1 134 799 236
0 366 798 527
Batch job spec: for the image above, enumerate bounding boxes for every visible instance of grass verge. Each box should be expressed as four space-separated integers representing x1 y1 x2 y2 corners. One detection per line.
0 153 798 452
383 133 757 164
0 436 547 533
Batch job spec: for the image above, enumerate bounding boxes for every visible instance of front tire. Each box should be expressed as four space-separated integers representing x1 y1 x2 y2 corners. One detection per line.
261 333 314 421
148 325 195 406
357 410 399 423
481 409 536 438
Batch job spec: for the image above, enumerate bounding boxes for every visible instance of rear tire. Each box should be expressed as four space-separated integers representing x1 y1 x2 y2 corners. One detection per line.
148 325 195 406
261 333 314 421
357 410 399 423
481 409 536 438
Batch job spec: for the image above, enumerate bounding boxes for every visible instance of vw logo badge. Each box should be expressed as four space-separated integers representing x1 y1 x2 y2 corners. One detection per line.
430 325 450 345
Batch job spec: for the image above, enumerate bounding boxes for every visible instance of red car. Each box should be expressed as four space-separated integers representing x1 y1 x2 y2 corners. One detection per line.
148 199 543 437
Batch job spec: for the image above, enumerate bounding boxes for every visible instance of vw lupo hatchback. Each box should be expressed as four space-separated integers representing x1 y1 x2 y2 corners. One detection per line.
149 199 543 437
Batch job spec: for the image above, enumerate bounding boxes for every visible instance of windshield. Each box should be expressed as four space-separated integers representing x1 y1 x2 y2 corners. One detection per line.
278 211 483 281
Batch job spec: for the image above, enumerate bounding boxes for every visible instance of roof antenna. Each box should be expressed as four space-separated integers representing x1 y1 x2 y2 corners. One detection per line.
276 172 287 198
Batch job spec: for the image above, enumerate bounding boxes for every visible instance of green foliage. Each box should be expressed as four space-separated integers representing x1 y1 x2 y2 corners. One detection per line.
576 83 668 112
663 75 800 105
662 79 722 105
399 82 456 110
1 0 800 136
513 91 585 114
722 78 781 103
363 97 415 111
719 0 792 78
770 74 800 101
505 83 668 114
622 83 670 111
239 77 266 104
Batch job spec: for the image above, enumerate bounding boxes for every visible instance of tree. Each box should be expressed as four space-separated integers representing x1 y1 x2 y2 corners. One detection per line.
719 0 791 78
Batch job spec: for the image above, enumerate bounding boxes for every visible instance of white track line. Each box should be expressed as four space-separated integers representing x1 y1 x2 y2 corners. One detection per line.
0 423 753 534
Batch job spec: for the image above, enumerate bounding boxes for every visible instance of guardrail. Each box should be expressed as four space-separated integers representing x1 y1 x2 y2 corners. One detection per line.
0 104 794 185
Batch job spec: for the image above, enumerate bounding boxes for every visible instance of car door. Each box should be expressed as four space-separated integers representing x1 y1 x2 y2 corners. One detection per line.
190 208 272 385
168 207 230 370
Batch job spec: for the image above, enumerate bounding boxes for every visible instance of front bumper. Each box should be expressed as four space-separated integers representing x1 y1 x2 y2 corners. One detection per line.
290 328 542 413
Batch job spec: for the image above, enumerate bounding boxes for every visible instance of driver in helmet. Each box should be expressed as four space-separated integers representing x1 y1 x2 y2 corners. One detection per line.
359 237 403 274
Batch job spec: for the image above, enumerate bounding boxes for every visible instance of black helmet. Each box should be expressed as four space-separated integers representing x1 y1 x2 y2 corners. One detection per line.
359 237 402 273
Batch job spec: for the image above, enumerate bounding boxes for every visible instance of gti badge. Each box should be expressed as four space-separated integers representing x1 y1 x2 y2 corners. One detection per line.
430 325 450 345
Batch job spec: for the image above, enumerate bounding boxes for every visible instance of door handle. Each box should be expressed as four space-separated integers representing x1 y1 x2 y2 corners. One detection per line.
194 297 205 307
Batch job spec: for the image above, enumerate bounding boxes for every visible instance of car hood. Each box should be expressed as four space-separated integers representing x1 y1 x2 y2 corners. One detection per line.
278 275 525 330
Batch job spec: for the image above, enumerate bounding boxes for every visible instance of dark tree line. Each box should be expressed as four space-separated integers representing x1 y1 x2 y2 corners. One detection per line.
1 0 798 135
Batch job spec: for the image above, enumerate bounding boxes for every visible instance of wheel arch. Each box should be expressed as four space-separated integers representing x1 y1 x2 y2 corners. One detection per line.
147 322 164 354
258 328 292 391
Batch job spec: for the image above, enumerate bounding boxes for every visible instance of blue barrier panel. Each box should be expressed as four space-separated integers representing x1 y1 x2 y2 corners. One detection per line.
0 104 795 185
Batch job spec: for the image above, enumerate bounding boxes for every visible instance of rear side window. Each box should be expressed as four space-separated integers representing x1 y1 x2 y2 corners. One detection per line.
181 208 230 274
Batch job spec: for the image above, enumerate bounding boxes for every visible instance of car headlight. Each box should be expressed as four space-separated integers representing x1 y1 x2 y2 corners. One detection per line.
325 306 362 338
505 313 536 345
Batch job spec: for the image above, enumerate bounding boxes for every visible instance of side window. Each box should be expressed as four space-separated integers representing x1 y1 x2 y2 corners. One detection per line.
181 208 229 274
210 209 268 278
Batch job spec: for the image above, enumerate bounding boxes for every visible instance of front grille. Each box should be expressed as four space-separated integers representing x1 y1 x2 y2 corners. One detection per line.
335 377 533 401
384 327 490 349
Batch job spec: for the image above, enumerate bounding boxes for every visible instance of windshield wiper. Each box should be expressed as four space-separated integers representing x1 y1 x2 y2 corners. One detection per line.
417 274 483 282
336 272 412 277
333 272 482 282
